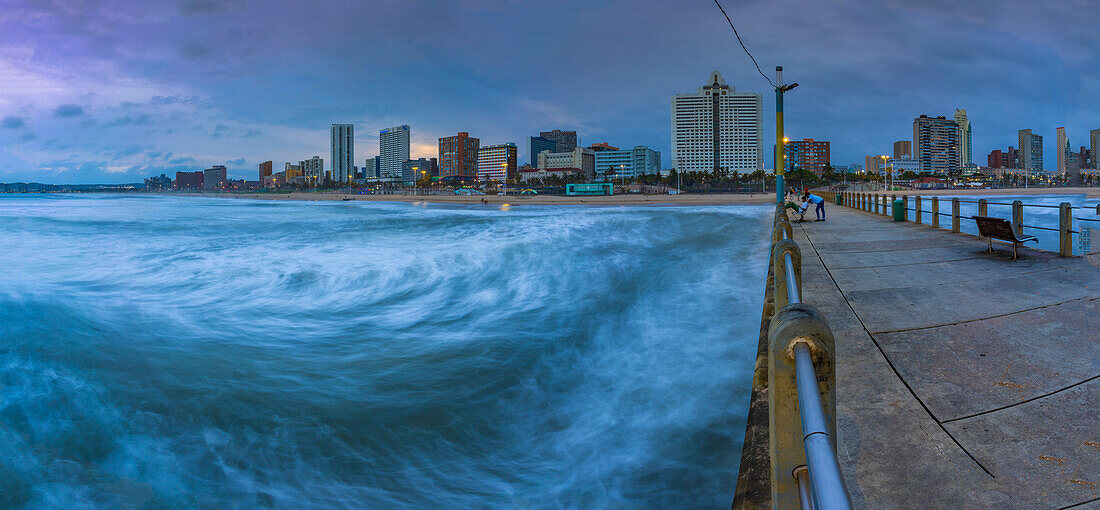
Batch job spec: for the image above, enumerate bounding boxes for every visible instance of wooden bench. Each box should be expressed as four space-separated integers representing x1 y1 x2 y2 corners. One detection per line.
973 216 1037 259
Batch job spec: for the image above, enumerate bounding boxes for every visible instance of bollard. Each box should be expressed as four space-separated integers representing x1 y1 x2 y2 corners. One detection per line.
873 194 879 214
1059 202 1073 257
932 197 940 228
768 304 838 510
952 198 961 233
901 195 908 221
1012 200 1023 237
915 196 922 224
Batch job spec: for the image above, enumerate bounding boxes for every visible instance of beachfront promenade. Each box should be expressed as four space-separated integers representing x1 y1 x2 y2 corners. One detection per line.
734 199 1100 509
794 204 1098 508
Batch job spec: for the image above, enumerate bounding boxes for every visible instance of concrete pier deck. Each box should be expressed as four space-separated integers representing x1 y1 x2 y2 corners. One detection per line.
794 205 1100 509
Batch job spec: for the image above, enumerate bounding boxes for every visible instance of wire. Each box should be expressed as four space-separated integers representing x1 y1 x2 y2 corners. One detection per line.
712 0 776 88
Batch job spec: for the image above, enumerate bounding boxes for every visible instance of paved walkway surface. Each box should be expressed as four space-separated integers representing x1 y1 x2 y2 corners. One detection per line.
792 205 1100 509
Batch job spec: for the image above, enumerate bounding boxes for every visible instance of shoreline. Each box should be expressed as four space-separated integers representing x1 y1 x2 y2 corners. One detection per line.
163 191 778 206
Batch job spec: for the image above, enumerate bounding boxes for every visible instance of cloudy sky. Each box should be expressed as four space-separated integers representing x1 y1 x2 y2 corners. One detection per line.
0 0 1097 183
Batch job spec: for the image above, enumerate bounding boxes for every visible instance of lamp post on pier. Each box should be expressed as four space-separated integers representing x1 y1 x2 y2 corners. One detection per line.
775 66 799 204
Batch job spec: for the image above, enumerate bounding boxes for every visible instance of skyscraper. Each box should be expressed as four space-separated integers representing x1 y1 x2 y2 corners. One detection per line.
671 71 763 172
259 161 272 183
477 143 517 181
893 141 912 159
954 109 972 168
1056 127 1069 173
1091 129 1100 169
528 136 557 167
912 115 960 175
330 124 354 183
439 132 479 178
1018 129 1043 171
539 130 577 153
301 156 323 184
380 125 410 179
203 165 228 190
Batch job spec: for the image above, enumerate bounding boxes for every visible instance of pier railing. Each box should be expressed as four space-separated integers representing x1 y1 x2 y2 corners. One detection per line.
837 191 1100 256
734 206 852 509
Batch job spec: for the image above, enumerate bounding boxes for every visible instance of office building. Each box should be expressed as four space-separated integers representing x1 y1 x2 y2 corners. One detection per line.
330 124 354 183
285 162 302 179
886 157 919 176
785 138 830 174
144 174 172 191
1057 127 1070 173
539 130 577 153
954 109 972 168
380 125 410 179
671 71 763 172
300 156 323 184
203 165 227 190
588 142 619 152
439 132 479 178
528 136 557 167
538 146 595 172
259 161 272 183
893 140 912 159
1018 129 1043 170
477 143 517 182
1091 129 1100 168
594 145 661 180
912 115 960 175
401 158 433 184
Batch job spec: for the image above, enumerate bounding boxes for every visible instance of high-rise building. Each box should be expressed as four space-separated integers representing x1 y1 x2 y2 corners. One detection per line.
893 140 912 159
300 156 323 183
439 132 479 178
528 136 557 167
593 145 661 180
285 162 302 179
539 130 577 153
1018 129 1043 170
380 125 410 179
588 142 620 152
330 124 354 183
987 148 1018 169
671 71 763 172
477 143 517 182
912 115 960 175
175 171 203 190
864 155 887 176
785 138 830 174
1057 127 1069 173
203 165 227 190
954 109 972 168
401 158 433 184
259 161 272 183
1091 129 1100 169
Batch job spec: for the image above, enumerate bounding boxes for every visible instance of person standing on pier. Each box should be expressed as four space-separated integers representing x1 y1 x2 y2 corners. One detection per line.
803 192 826 221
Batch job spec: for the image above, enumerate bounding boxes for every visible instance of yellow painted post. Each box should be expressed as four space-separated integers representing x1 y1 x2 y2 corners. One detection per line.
932 197 940 228
1059 202 1073 256
915 196 922 224
952 198 961 233
1012 200 1023 236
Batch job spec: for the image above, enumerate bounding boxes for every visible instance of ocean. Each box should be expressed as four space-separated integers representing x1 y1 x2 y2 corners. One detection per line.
0 194 771 508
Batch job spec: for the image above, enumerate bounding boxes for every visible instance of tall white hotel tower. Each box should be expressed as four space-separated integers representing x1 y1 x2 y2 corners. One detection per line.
330 124 354 183
380 125 411 179
671 71 763 173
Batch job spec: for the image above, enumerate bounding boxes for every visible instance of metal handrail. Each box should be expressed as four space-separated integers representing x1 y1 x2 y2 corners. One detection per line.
773 208 852 509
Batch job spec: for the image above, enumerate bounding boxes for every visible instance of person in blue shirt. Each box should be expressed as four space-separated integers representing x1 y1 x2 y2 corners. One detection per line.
802 192 826 221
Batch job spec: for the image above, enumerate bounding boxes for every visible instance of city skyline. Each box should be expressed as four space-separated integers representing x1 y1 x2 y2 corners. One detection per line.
0 0 1097 183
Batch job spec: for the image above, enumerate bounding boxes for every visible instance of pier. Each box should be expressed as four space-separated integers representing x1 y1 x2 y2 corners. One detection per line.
735 195 1099 509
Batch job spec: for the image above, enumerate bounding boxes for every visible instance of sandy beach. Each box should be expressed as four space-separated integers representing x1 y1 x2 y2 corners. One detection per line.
170 191 778 206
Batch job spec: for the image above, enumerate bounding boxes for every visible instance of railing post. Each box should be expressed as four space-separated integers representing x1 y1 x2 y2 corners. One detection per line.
915 196 922 224
1059 202 1073 256
1012 200 1023 236
951 198 960 233
977 198 988 218
768 303 841 509
901 195 908 221
932 197 940 228
871 193 877 214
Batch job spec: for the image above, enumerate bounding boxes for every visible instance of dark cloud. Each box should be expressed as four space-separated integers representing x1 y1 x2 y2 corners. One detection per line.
54 104 85 117
2 116 25 129
227 158 246 166
178 42 214 60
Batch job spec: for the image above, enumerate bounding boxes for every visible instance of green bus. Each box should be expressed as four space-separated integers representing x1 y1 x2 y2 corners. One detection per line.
566 183 613 196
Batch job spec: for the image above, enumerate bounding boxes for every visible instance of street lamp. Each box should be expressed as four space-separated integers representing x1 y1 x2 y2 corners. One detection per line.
881 155 889 191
